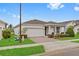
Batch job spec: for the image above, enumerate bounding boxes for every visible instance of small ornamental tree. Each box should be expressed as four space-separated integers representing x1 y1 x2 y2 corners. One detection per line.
8 24 14 35
2 28 11 39
65 26 75 37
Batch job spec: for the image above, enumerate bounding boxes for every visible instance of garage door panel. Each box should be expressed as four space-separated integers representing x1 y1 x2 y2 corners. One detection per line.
26 29 45 37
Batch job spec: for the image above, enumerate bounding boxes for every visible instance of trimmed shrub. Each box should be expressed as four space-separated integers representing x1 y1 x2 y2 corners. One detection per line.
59 32 65 37
61 32 64 34
59 34 64 37
65 26 75 37
2 29 11 39
48 34 53 38
48 32 54 38
24 34 27 38
64 34 70 37
54 33 60 39
52 32 54 35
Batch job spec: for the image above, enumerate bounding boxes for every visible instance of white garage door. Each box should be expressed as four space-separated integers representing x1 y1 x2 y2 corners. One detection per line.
26 28 45 37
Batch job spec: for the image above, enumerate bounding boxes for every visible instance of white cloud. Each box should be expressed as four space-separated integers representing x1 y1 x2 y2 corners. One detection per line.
47 3 64 10
12 14 20 19
60 4 64 8
74 6 79 11
74 3 79 11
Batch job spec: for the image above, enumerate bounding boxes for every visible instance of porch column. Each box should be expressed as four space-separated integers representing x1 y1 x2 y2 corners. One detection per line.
64 26 66 33
54 26 57 35
48 26 51 34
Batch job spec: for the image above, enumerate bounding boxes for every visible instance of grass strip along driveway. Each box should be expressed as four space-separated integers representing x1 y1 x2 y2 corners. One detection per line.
0 37 34 47
59 34 79 40
72 39 79 43
0 45 45 56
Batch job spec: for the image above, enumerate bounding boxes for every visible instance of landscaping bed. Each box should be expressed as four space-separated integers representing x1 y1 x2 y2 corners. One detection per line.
0 45 45 56
0 37 35 47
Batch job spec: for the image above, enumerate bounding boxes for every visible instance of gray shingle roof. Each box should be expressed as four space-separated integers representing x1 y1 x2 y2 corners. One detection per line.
14 19 48 28
22 19 47 24
47 21 57 24
0 20 7 25
14 19 79 28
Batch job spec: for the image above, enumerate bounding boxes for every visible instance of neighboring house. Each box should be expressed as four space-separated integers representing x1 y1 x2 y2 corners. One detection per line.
14 19 79 37
0 20 7 39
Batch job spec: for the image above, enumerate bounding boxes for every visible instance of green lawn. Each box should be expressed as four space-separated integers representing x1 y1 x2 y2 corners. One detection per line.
0 45 45 56
72 40 79 43
59 34 79 40
0 37 35 47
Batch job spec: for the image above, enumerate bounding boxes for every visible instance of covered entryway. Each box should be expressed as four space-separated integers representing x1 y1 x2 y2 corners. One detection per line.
26 28 45 37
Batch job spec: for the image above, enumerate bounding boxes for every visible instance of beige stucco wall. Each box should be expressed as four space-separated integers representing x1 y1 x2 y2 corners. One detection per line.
48 26 54 34
0 22 6 40
66 21 76 27
60 26 65 33
0 22 6 29
14 27 19 35
74 25 79 34
15 22 79 37
64 22 76 33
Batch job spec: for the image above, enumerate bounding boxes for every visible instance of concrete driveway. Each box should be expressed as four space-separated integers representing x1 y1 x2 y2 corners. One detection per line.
30 37 79 56
30 36 58 43
32 41 79 56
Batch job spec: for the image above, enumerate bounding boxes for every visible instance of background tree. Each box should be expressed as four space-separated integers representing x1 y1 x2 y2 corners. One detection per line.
65 26 75 37
8 24 14 35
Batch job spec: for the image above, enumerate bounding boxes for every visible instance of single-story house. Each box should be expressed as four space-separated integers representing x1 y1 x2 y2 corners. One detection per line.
14 19 79 37
0 20 7 39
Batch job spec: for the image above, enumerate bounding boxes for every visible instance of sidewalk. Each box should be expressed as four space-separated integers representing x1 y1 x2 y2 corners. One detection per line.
0 43 41 50
0 40 79 54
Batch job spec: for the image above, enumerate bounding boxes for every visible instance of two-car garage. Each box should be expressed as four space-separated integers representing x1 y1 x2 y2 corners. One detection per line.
25 26 45 37
14 20 47 37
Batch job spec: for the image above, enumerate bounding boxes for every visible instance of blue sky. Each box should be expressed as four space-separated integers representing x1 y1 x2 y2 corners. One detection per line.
0 3 79 26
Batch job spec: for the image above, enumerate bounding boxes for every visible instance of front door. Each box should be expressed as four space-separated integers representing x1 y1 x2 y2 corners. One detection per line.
56 27 60 34
45 26 48 36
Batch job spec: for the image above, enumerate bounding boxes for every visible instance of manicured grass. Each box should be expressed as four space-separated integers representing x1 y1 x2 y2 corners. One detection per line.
0 37 34 47
72 40 79 43
59 37 77 40
0 45 45 56
59 34 79 40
